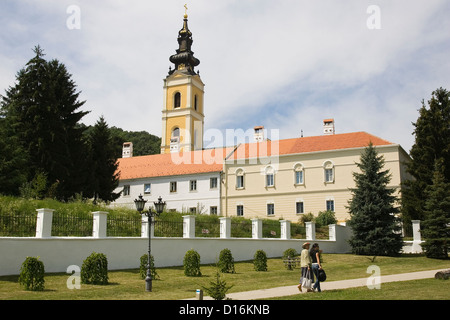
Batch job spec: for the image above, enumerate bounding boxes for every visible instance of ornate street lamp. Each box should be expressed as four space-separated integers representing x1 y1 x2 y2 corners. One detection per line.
134 194 166 292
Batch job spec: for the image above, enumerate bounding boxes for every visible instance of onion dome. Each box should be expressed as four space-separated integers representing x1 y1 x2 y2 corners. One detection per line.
169 13 200 75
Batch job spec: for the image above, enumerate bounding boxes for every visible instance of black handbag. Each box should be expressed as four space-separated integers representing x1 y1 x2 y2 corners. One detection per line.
318 269 327 282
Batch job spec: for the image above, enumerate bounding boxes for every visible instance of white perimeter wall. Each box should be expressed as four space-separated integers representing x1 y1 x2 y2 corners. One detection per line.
0 235 351 276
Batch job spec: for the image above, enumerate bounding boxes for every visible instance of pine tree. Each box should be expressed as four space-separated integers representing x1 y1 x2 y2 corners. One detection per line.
0 46 89 199
85 116 120 203
0 116 28 195
421 159 450 259
403 88 450 223
347 143 403 256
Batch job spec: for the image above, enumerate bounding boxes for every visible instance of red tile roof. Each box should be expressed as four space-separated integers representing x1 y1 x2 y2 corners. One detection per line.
117 132 394 180
228 131 394 160
117 147 234 180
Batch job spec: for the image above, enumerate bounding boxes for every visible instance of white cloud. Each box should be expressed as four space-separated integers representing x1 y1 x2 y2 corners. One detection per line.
1 0 449 153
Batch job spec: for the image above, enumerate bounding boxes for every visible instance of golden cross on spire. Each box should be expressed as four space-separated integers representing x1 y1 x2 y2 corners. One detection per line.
184 4 188 18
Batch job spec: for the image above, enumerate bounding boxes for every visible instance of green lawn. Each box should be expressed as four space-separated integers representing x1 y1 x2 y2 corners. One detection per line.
270 278 449 300
1 254 448 300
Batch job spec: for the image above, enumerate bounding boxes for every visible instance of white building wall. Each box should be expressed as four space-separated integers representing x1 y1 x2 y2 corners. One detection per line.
111 172 222 215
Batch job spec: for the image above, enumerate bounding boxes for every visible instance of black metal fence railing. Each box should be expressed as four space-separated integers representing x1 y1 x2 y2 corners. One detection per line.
195 220 220 238
231 220 252 238
154 219 184 237
52 214 93 237
0 214 36 237
107 216 141 237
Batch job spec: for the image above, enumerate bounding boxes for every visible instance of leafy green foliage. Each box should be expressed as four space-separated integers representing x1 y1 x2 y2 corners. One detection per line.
315 210 337 227
253 250 268 271
139 254 159 280
19 257 45 291
81 252 109 285
218 248 235 273
183 249 201 277
347 143 403 256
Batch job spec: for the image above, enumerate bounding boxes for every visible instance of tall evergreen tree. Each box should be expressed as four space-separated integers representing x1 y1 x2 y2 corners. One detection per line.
347 143 403 256
0 116 28 195
0 46 89 199
85 116 120 203
402 88 450 222
421 159 450 259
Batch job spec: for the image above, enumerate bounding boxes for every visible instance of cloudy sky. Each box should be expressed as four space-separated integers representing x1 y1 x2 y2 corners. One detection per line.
1 0 449 153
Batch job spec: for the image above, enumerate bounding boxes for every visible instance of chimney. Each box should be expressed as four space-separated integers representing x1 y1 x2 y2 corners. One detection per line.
323 119 335 135
122 142 133 158
254 126 265 142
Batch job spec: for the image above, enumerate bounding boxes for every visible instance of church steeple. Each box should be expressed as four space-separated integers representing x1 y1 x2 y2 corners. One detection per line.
169 8 200 75
161 7 205 154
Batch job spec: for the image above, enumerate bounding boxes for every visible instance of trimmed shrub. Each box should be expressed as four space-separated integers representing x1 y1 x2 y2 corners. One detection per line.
315 210 337 227
253 250 268 271
184 249 202 277
218 248 235 274
81 252 109 285
18 257 45 291
139 254 159 280
283 248 298 270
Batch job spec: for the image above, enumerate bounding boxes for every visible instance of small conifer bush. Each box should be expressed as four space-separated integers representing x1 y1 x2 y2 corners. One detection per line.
218 248 235 273
81 252 109 285
183 249 202 277
139 254 159 280
253 250 268 271
19 256 45 291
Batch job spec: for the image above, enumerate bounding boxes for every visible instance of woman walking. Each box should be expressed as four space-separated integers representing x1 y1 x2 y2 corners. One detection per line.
298 242 313 292
310 243 323 292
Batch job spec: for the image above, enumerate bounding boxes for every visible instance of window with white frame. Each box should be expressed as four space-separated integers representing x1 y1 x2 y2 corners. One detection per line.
294 163 305 185
236 169 245 189
210 177 218 189
236 205 244 216
174 92 181 108
123 185 130 196
170 181 177 193
296 201 304 214
144 183 151 194
210 206 218 215
189 180 197 191
265 166 275 187
326 199 335 212
267 203 275 216
324 161 334 183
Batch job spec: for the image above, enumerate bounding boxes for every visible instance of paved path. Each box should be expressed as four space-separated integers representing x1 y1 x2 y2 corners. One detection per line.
186 269 447 300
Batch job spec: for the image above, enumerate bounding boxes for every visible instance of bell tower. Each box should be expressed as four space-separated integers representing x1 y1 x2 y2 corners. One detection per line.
161 8 205 154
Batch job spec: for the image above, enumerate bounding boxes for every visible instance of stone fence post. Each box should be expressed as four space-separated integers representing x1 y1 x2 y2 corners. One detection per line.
92 211 108 238
280 220 291 240
252 218 262 239
35 208 54 238
412 220 421 242
141 215 155 238
306 221 316 241
220 217 231 239
183 215 196 238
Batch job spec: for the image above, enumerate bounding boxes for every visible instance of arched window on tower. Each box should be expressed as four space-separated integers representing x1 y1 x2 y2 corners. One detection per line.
174 92 181 109
170 127 180 152
194 94 198 111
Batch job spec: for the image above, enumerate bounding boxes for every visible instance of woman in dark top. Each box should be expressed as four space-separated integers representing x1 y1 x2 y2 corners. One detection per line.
310 243 322 292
